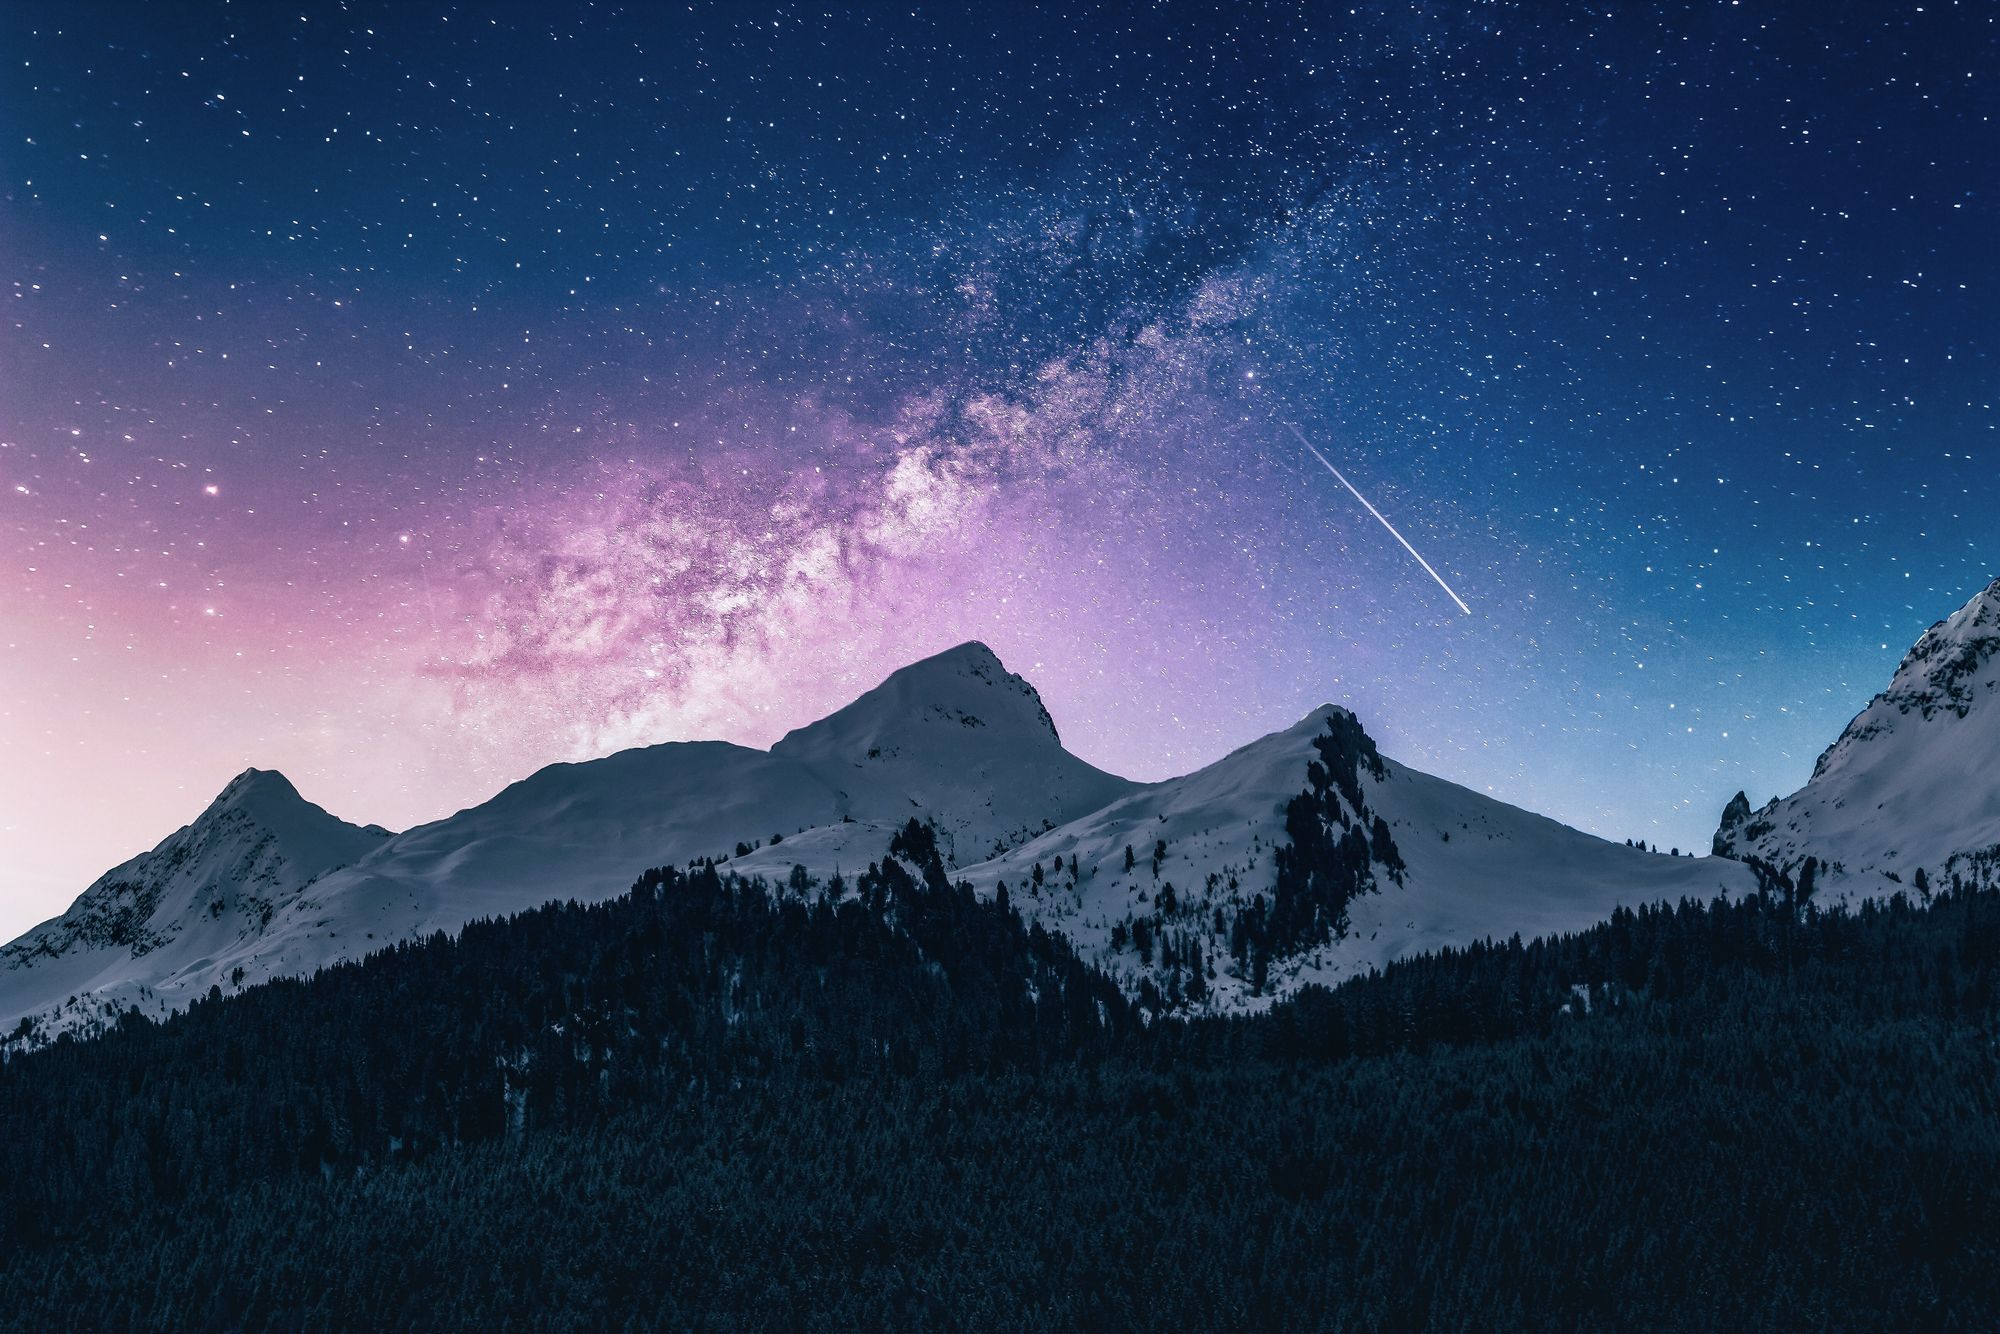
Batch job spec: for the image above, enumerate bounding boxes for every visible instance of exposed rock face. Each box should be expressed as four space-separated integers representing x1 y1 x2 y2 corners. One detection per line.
1712 791 1753 858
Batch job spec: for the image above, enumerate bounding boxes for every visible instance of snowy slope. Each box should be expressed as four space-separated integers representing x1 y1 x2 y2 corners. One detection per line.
956 708 1754 1011
242 740 849 973
0 771 389 1044
1713 576 2000 897
1354 758 1750 968
726 819 908 887
1 643 1133 1044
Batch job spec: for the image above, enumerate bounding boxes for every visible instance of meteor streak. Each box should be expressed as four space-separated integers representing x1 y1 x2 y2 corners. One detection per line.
1287 423 1472 616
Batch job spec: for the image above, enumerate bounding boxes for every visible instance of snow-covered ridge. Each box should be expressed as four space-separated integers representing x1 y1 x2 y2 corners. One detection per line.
49 589 1979 1043
744 706 1753 1012
1713 577 2000 896
1 643 1131 1044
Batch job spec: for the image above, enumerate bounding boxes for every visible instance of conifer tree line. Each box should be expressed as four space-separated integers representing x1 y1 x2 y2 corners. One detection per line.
3 817 2000 1328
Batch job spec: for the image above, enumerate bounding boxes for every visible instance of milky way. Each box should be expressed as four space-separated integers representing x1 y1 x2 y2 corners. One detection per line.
2 3 1993 936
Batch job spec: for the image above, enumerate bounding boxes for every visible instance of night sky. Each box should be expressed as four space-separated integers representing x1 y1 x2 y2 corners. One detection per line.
3 2 1993 938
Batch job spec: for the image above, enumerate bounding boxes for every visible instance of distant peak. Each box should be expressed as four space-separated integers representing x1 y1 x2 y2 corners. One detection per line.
1275 704 1359 740
191 766 391 842
200 767 358 831
773 641 1065 755
1960 576 2000 630
1874 575 2000 716
860 640 1027 702
902 640 1007 674
214 767 303 805
1920 576 2000 641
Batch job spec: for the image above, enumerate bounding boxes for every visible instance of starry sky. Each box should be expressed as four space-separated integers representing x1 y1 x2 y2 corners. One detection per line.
2 1 1993 939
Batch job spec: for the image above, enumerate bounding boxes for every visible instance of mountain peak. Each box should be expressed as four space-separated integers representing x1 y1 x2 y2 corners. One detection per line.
211 766 304 809
921 639 1007 670
0 763 391 1039
1907 574 1998 660
1797 575 2000 787
882 640 1040 718
1713 576 2000 889
771 643 1134 861
1874 575 2000 720
775 641 1063 753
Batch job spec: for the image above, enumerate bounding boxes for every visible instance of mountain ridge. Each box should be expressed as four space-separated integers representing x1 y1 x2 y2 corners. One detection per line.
19 573 1999 1050
1 643 1134 1045
740 703 1755 1009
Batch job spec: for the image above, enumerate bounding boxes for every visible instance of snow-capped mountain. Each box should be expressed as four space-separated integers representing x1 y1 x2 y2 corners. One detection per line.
1 643 1131 1044
0 770 389 1043
1713 576 2000 897
955 709 1750 1008
769 642 1136 863
736 706 1756 1010
6 632 1788 1043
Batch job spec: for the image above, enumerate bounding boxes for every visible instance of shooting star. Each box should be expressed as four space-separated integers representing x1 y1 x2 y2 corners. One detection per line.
1287 422 1472 616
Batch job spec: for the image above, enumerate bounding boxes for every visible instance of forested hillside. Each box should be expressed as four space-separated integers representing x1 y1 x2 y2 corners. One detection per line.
4 825 1998 1330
